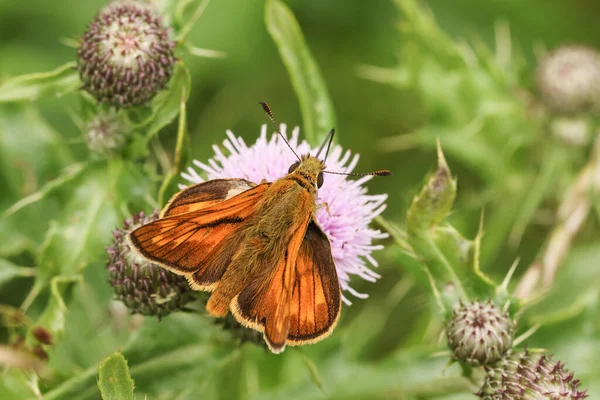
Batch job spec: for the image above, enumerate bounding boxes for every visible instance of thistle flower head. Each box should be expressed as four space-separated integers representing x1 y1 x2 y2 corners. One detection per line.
446 300 515 366
478 350 588 399
537 46 600 113
106 211 196 318
85 111 129 156
181 124 388 304
77 0 176 107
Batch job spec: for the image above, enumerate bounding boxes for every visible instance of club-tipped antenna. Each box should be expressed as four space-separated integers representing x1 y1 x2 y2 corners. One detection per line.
323 169 392 177
259 102 301 161
315 129 335 160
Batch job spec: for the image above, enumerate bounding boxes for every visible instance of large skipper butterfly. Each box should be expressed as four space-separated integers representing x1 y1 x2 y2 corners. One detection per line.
129 103 390 353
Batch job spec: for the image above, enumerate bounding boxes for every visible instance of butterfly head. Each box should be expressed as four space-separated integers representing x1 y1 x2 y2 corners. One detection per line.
287 128 334 189
287 155 326 188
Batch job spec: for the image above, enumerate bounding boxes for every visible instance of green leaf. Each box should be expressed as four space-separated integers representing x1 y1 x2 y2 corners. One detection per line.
265 0 336 143
0 104 73 201
432 224 495 299
175 0 211 42
508 145 570 246
35 163 123 285
43 314 225 400
133 62 191 142
0 259 35 288
0 62 80 103
34 275 80 342
97 353 135 400
158 87 190 206
297 352 325 394
2 163 86 218
0 369 39 400
0 104 74 257
24 160 151 310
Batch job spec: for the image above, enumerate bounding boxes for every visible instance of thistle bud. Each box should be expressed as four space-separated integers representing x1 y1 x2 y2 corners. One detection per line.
85 111 129 156
106 211 196 318
446 300 515 366
537 46 600 113
77 1 177 107
478 350 588 399
407 143 456 233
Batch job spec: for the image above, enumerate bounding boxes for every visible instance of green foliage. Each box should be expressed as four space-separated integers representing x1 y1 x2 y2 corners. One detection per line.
265 0 337 143
97 353 135 400
0 62 80 103
1 0 599 398
403 145 497 312
158 86 191 205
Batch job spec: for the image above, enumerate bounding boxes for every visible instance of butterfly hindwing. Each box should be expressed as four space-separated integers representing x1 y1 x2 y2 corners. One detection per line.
231 215 308 352
288 222 341 345
231 219 341 352
129 181 269 291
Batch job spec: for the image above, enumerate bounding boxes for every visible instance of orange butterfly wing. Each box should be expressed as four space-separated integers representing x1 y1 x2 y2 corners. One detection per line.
231 220 341 353
161 178 257 217
129 180 269 291
288 222 341 345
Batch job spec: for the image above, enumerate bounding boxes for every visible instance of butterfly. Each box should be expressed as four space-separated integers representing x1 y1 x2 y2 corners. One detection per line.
128 102 390 353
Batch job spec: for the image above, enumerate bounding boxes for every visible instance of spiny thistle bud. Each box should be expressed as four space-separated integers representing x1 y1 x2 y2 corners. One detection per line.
446 300 515 366
478 350 588 399
106 211 196 318
77 1 177 107
407 143 456 233
85 111 129 156
537 46 600 113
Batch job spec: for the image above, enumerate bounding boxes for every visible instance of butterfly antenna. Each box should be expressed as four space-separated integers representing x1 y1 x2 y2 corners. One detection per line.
323 169 392 177
259 102 301 161
316 129 335 160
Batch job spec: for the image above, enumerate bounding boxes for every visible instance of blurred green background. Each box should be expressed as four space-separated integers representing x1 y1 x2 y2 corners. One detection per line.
1 0 600 398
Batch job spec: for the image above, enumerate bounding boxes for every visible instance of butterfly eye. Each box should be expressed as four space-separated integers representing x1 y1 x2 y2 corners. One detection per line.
288 161 301 173
317 172 324 188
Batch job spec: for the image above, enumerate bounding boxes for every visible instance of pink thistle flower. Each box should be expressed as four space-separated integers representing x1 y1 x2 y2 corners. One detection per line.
181 124 388 304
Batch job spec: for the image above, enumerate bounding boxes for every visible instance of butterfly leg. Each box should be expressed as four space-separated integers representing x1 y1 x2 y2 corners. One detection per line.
316 202 332 217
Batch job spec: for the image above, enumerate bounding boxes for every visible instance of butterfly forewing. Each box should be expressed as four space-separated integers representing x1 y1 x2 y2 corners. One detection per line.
129 181 269 290
161 179 258 217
